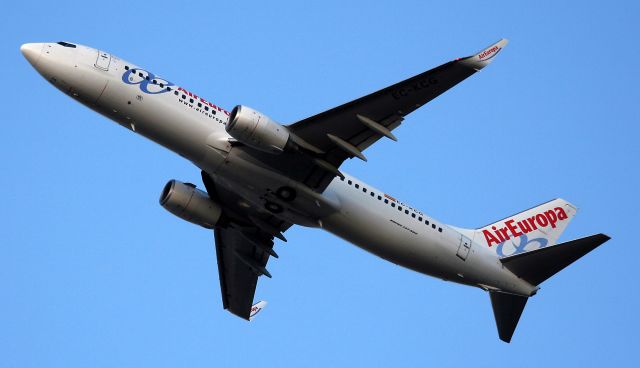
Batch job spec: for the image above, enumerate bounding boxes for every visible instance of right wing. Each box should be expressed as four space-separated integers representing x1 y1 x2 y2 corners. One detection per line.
220 40 508 196
202 171 290 320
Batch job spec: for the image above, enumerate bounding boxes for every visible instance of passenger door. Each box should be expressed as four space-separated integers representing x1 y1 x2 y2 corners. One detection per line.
95 50 111 71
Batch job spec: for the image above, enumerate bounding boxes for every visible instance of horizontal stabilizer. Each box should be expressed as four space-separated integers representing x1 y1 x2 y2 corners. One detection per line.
490 291 528 343
501 234 610 286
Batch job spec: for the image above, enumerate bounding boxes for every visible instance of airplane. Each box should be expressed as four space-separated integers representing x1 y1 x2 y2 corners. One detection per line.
20 39 610 342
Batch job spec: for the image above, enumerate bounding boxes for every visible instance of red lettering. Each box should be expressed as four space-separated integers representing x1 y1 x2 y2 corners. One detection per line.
517 220 532 234
536 213 548 227
545 210 558 228
498 227 510 241
483 229 500 247
527 216 538 231
492 226 505 242
505 219 523 237
556 207 568 220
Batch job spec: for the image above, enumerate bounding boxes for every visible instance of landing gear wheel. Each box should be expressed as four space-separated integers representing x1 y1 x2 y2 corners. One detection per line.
276 186 297 202
265 201 283 213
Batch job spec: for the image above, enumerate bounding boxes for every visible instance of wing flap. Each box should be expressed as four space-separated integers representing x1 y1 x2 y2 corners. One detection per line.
283 39 508 193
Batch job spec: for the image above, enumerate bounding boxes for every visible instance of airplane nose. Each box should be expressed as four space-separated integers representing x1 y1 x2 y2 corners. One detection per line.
21 43 43 68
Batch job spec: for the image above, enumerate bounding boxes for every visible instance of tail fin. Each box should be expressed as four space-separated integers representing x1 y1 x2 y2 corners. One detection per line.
472 198 578 258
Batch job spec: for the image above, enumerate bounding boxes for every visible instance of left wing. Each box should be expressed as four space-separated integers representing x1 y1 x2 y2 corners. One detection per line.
285 39 508 191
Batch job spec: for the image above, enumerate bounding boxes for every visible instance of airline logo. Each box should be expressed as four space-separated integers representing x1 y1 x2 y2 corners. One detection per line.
250 305 263 317
122 68 174 94
249 301 267 320
477 46 501 61
482 206 569 247
384 193 397 202
496 234 548 258
176 87 229 115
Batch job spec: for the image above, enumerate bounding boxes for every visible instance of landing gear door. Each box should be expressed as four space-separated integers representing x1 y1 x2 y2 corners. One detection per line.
457 234 472 261
95 50 111 71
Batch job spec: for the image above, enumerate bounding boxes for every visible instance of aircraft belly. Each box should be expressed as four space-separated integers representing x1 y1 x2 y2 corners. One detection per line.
320 203 453 280
96 79 226 167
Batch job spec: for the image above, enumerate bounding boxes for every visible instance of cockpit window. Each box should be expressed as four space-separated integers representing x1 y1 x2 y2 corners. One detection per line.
57 41 77 48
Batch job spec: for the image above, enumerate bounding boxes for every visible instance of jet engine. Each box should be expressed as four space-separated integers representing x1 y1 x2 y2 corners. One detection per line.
159 179 222 229
226 105 290 154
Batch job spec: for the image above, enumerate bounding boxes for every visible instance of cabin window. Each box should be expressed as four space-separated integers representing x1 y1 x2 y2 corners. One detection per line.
348 180 352 185
363 188 367 193
425 220 430 225
152 79 157 84
182 94 186 99
432 224 436 229
124 65 129 70
378 195 382 200
138 72 144 77
391 203 395 207
384 199 388 204
438 227 443 233
205 106 209 111
411 213 416 218
355 184 359 189
418 217 422 221
198 102 202 108
370 192 374 197
174 91 179 96
189 98 194 103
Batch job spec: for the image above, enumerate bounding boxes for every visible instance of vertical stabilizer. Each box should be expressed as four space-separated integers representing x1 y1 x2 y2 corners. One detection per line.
475 198 577 258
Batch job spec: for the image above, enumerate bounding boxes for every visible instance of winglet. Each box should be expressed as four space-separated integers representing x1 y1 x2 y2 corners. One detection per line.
460 38 509 70
249 301 267 321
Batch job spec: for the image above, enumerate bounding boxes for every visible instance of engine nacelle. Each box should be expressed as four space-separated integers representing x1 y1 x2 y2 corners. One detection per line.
226 105 289 154
159 180 222 229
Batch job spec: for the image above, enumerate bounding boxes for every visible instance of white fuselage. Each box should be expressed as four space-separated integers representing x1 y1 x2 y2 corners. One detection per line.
22 42 537 297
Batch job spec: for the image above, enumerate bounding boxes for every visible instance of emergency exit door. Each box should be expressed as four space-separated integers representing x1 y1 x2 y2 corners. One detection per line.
457 235 472 261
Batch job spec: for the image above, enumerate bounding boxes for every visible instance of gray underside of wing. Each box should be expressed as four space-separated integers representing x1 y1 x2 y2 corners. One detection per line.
228 60 480 195
284 59 481 192
214 227 272 320
202 172 288 320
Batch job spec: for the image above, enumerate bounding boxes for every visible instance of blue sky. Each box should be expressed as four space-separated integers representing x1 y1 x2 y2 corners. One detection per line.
2 1 638 367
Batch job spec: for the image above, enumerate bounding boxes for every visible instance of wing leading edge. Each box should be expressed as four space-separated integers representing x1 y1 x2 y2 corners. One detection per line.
286 39 508 191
